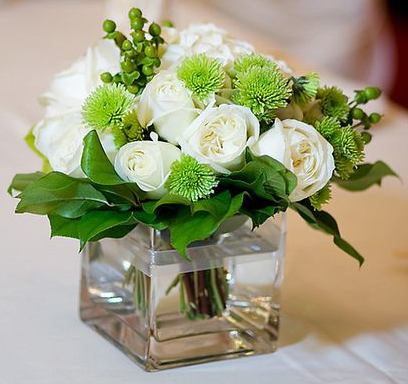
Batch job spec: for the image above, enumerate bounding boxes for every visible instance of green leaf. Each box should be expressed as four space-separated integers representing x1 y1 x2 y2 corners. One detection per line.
16 172 108 218
240 205 278 228
8 172 45 195
291 201 364 265
25 126 52 173
169 192 244 258
332 161 398 191
78 210 137 248
142 194 191 214
219 149 296 204
48 215 80 239
81 130 124 185
169 208 221 259
191 191 232 218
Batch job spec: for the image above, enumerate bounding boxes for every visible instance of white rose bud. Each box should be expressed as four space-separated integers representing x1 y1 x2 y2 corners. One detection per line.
180 104 260 174
251 118 335 202
114 135 181 199
137 70 198 145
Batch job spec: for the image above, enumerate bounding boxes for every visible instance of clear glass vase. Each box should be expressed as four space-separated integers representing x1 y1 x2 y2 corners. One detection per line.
80 214 286 371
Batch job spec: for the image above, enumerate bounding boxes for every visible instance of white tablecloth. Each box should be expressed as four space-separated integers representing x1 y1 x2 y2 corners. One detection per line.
0 1 407 383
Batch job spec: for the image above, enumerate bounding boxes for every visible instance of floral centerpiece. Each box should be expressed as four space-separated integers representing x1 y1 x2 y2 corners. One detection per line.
9 8 397 371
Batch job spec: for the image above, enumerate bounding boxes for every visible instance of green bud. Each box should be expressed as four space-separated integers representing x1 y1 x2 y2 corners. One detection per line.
121 60 136 73
361 132 372 144
354 90 367 105
122 40 132 51
153 58 161 67
128 7 142 20
103 19 116 33
144 45 157 58
369 112 381 124
131 17 145 31
162 20 174 28
132 30 145 43
364 87 381 100
100 72 113 83
351 107 364 120
149 23 161 37
135 42 144 53
142 64 154 76
127 84 140 94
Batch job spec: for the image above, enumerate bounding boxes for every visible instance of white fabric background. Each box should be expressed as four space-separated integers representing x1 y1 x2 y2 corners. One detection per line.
0 1 407 383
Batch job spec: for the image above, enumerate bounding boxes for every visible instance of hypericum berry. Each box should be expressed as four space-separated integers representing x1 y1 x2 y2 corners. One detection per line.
369 112 381 124
122 40 132 51
149 23 161 37
100 72 113 83
103 19 116 33
142 64 154 76
131 17 144 30
364 86 381 100
162 20 174 28
121 60 136 73
144 45 157 58
351 107 364 120
128 7 142 20
132 30 145 43
354 90 367 105
127 84 140 94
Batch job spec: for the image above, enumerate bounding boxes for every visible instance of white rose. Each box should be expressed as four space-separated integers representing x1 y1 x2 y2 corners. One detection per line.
161 23 254 70
250 118 335 202
34 113 120 176
137 70 198 145
33 39 122 175
180 104 260 174
114 136 181 199
40 39 121 118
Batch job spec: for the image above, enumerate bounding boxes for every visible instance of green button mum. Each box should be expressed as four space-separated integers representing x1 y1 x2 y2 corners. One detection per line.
82 83 135 131
166 155 219 202
232 64 292 123
177 54 225 102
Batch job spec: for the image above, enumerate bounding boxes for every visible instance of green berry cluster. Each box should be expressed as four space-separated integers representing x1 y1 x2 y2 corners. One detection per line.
349 87 382 132
101 8 165 95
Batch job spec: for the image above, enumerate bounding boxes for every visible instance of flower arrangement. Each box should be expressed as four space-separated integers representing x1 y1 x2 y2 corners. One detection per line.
9 9 397 316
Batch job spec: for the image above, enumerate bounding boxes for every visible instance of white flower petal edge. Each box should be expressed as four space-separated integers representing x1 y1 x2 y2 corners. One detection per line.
40 39 121 118
33 39 122 175
250 118 335 202
180 104 260 174
114 139 181 200
160 23 254 70
137 70 198 145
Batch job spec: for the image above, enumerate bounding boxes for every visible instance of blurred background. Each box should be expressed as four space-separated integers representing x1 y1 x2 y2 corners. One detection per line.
0 0 407 109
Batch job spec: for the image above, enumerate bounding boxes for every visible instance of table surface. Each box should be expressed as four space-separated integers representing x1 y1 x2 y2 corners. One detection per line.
0 1 407 383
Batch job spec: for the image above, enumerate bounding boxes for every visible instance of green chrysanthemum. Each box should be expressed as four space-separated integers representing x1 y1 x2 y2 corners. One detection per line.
292 72 320 106
332 127 365 179
177 54 225 101
309 183 332 211
166 155 218 201
333 126 365 164
233 53 274 74
316 86 350 123
232 65 292 122
334 151 355 180
82 83 135 130
122 110 146 142
314 116 341 140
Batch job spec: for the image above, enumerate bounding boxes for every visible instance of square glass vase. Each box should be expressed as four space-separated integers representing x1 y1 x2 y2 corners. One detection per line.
80 214 286 371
